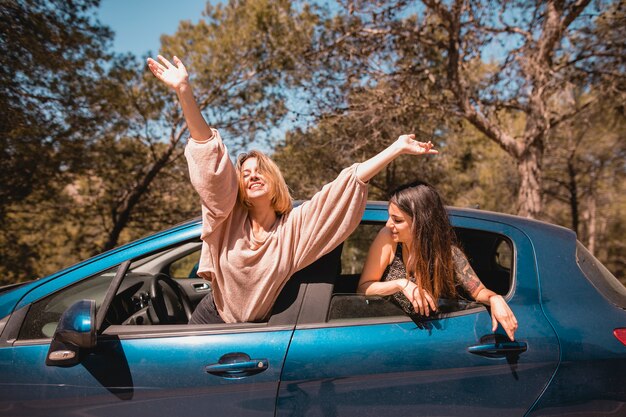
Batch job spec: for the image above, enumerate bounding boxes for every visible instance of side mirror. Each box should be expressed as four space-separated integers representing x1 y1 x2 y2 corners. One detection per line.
46 299 96 367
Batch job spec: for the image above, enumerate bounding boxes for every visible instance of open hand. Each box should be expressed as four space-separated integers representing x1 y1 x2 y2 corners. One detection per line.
402 280 437 317
489 295 518 340
394 134 439 156
147 55 189 90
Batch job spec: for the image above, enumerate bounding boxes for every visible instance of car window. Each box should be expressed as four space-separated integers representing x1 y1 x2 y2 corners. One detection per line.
327 223 513 321
17 242 207 341
495 239 513 270
169 250 201 278
18 267 118 340
577 241 626 309
340 223 380 275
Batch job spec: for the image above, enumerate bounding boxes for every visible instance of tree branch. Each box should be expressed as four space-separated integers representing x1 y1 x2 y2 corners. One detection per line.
425 0 523 157
549 98 597 130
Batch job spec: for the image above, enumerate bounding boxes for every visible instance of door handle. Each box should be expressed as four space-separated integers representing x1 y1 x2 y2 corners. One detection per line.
192 282 210 292
205 352 268 378
467 341 527 358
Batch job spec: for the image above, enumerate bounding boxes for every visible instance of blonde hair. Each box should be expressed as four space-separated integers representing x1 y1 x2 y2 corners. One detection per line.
236 150 293 215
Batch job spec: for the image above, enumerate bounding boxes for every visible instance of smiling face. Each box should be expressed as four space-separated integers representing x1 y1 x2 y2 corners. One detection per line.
236 150 293 215
241 157 272 204
386 202 414 244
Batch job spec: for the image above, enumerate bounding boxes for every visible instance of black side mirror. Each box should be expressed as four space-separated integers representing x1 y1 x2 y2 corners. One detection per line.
46 299 96 367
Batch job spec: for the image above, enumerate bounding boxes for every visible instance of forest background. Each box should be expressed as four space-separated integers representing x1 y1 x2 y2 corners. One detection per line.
1 0 624 285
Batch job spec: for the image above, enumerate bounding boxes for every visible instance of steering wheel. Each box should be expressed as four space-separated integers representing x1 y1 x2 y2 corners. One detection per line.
149 273 193 324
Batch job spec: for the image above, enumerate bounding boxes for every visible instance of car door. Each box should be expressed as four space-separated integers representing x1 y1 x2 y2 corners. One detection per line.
1 266 295 417
276 218 560 417
7 327 292 417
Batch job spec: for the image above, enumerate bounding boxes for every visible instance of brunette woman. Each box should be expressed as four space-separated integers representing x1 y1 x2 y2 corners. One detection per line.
358 181 518 340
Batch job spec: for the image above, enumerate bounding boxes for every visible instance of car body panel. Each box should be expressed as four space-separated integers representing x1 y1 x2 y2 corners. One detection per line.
3 328 293 417
525 224 626 415
277 216 561 417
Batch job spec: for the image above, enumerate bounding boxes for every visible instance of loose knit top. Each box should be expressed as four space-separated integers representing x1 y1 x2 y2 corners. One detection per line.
185 129 368 323
381 244 477 315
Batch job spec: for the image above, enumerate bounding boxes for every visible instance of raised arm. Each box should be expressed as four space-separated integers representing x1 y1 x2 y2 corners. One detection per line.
147 55 213 142
148 56 237 232
356 134 438 183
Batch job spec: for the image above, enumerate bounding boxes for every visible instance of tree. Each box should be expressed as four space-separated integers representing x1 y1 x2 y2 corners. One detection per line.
274 78 450 201
314 0 625 218
0 0 112 283
0 0 321 283
89 0 319 251
0 0 112 213
543 95 626 280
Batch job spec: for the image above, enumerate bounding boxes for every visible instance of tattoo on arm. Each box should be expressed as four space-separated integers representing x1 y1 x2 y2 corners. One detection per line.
452 246 481 295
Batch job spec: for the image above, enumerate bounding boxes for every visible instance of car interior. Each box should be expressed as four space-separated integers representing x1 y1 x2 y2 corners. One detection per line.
16 223 514 341
327 224 514 321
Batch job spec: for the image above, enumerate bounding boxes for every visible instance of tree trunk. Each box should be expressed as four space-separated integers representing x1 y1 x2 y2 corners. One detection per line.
516 143 543 218
585 180 597 255
567 156 579 234
102 144 178 251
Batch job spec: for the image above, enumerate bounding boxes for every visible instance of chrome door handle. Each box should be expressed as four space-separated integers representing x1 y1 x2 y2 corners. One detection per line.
205 352 268 378
192 282 210 292
467 341 527 358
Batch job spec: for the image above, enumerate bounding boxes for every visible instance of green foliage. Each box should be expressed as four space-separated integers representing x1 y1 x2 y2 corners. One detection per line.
274 79 518 212
274 78 450 200
1 0 624 285
0 138 199 284
158 0 319 149
543 95 626 282
0 0 320 282
0 0 113 283
0 0 112 211
437 120 518 213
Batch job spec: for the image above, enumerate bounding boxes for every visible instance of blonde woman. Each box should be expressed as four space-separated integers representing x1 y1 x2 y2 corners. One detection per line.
148 55 438 323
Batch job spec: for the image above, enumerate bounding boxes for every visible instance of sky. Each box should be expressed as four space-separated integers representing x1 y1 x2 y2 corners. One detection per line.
95 0 283 150
96 0 511 62
96 0 210 57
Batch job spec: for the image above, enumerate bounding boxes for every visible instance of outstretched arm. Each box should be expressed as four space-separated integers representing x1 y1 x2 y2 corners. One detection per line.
356 134 438 183
453 247 518 340
147 55 214 142
148 56 237 231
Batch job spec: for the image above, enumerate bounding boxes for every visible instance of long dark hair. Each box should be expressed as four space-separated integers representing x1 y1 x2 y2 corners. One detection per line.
389 181 457 300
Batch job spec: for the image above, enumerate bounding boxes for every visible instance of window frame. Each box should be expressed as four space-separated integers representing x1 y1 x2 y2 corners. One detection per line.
9 238 307 346
576 240 626 309
296 218 518 328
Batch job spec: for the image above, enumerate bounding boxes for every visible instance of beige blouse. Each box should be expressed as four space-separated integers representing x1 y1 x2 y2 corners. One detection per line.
185 129 368 323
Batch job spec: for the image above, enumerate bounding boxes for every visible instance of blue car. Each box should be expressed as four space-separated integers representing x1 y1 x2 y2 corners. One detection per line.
0 203 625 416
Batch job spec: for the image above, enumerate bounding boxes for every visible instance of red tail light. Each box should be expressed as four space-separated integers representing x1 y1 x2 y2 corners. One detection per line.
614 328 626 346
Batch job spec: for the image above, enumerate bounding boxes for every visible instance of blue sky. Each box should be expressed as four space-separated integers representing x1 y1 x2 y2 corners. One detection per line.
96 0 513 63
97 0 210 57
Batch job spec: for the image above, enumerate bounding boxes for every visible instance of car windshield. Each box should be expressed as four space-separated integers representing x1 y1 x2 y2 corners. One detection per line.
576 241 626 309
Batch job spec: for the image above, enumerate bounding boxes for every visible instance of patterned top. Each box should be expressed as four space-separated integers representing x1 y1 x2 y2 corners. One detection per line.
381 244 479 315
